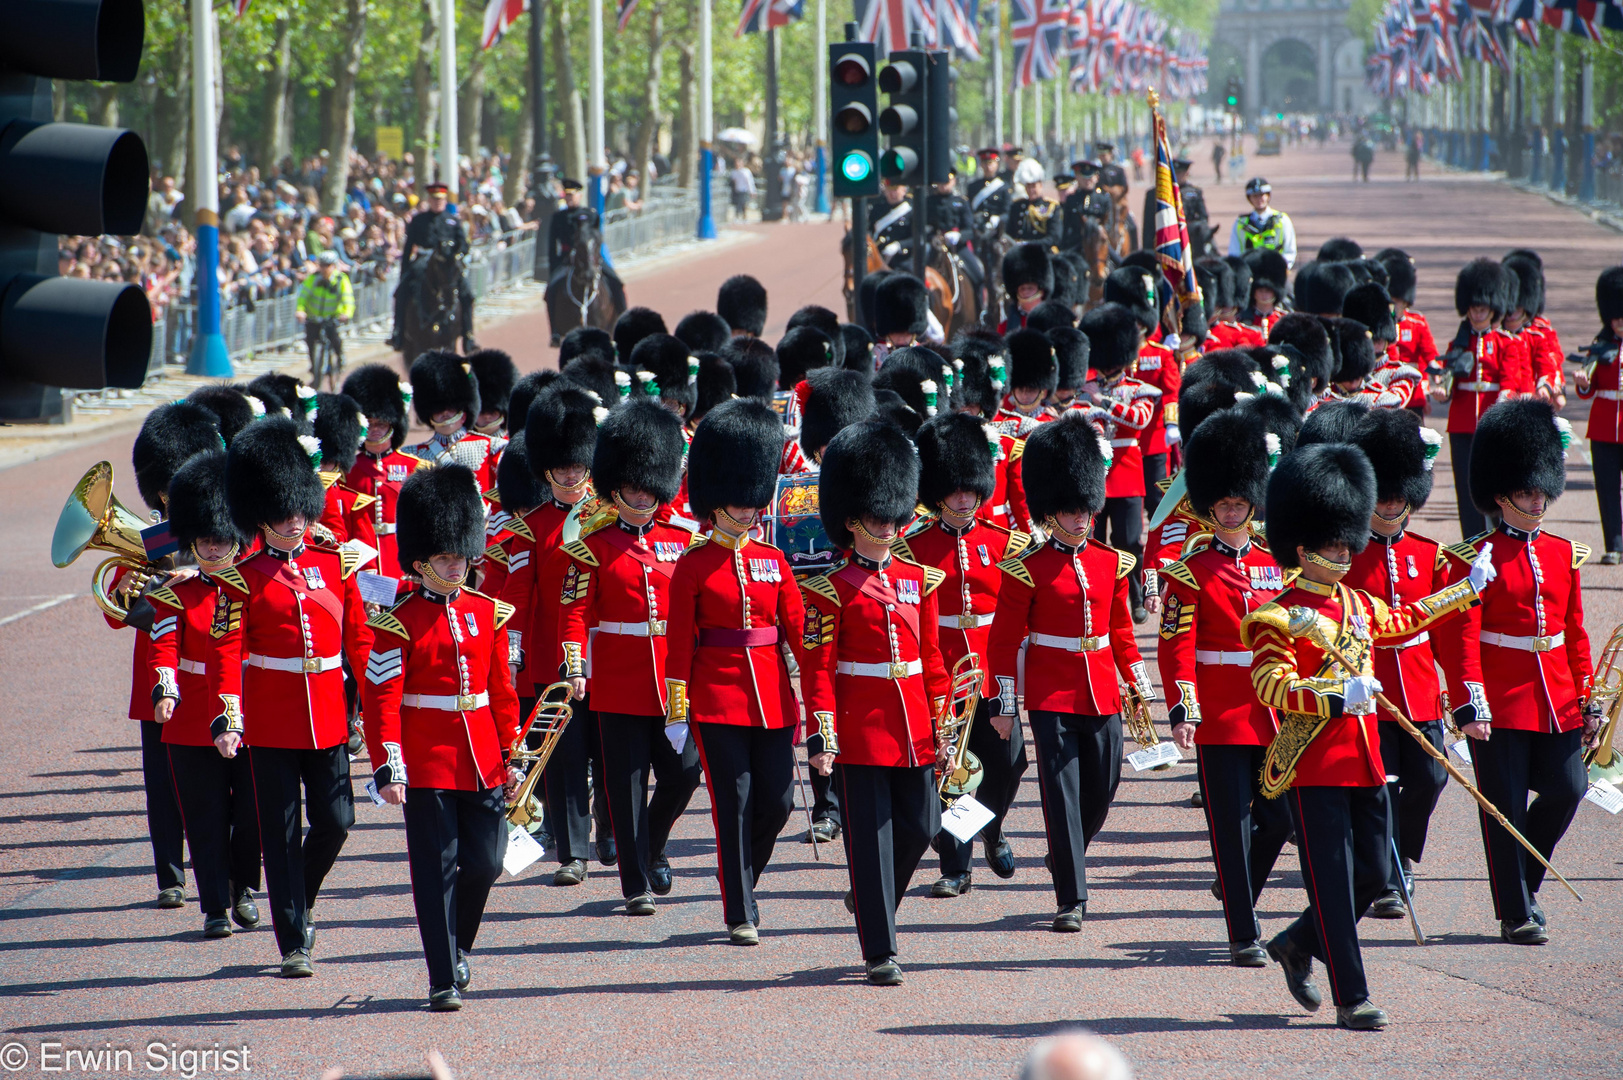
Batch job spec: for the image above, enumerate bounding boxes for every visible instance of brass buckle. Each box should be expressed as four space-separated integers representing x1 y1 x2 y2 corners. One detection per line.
648 619 667 637
457 694 477 711
957 613 981 630
1531 635 1554 652
303 657 322 673
1075 637 1099 653
888 661 910 680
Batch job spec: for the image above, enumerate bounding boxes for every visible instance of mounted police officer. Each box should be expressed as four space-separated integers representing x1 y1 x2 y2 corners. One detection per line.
872 179 917 270
1061 161 1110 253
930 167 984 297
1227 177 1297 269
968 148 1012 239
390 182 477 352
546 178 628 318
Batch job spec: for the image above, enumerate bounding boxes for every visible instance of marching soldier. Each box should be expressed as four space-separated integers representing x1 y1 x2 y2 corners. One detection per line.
468 348 520 444
148 450 262 939
987 414 1154 931
665 399 806 945
1157 405 1291 966
341 364 425 579
1449 399 1595 945
1372 249 1437 418
872 180 917 270
1240 249 1290 338
362 464 522 1011
1198 258 1266 352
998 244 1056 333
1501 253 1564 406
403 349 499 492
1577 267 1623 564
968 148 1012 239
313 392 379 549
873 274 931 352
1226 177 1297 269
953 335 1034 533
559 400 703 915
895 413 1031 898
216 418 375 978
800 420 950 986
997 328 1058 422
1242 443 1485 1030
1103 267 1181 514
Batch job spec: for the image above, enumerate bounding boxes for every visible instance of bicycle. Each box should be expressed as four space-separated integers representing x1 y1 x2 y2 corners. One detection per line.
306 317 343 391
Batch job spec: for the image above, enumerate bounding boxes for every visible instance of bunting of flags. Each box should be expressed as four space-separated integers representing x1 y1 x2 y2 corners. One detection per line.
736 0 805 34
853 0 936 53
481 0 528 48
1149 91 1201 310
1010 0 1070 87
1064 0 1207 100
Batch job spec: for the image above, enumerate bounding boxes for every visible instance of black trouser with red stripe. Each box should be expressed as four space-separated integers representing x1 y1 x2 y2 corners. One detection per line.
1142 453 1169 517
1197 743 1292 944
1280 784 1392 1007
1449 433 1488 539
249 744 355 955
141 719 187 894
693 722 796 926
938 700 1029 876
167 743 261 916
597 712 702 899
1028 711 1123 909
1378 718 1448 892
837 761 940 962
1470 726 1585 924
534 693 610 865
1591 439 1623 555
403 785 506 989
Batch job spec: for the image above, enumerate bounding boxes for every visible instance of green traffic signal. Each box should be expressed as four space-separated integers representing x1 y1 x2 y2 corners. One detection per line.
840 151 873 182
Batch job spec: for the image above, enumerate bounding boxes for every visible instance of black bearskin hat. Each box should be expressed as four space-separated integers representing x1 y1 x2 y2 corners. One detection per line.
840 323 876 372
1296 399 1371 448
1049 253 1084 308
693 353 737 422
801 367 876 456
1343 283 1398 346
917 412 997 508
674 310 732 354
1185 348 1263 396
225 416 325 534
1245 249 1289 299
1270 314 1334 392
1007 328 1059 391
1356 258 1386 288
397 463 487 570
874 364 938 425
1469 398 1567 515
133 401 224 512
558 355 621 407
313 392 366 474
1599 266 1623 324
186 386 258 448
409 349 480 426
873 389 924 438
1103 266 1161 332
342 363 412 450
1025 299 1077 333
1293 260 1355 316
1023 413 1108 519
1196 257 1237 311
724 337 780 402
818 419 919 549
856 270 892 332
524 385 600 478
1328 317 1379 385
1373 248 1416 306
1050 327 1090 390
592 398 686 504
167 450 245 551
559 326 616 366
1353 407 1435 511
687 398 783 519
1178 380 1240 440
1185 407 1271 518
246 373 313 430
630 333 696 416
1455 258 1508 317
1502 253 1544 317
787 305 846 368
1080 303 1143 377
496 431 544 513
874 273 931 338
613 306 669 364
1318 237 1363 262
1224 255 1254 307
777 326 836 390
717 274 768 336
1002 243 1054 298
508 371 559 440
952 336 1005 417
1264 443 1376 570
1239 391 1302 457
467 348 519 419
1341 260 1371 285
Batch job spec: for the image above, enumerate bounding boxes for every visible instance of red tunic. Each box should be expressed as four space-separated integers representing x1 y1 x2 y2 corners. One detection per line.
105 564 155 722
664 534 804 729
1244 308 1285 338
895 517 1029 696
1390 308 1439 411
343 450 424 578
495 500 575 697
979 427 1034 532
1073 375 1157 498
988 537 1143 715
402 429 498 491
361 586 520 791
1131 342 1180 457
1445 326 1532 434
146 574 243 747
1205 321 1267 352
1519 317 1565 399
1144 496 1207 573
1577 335 1623 444
317 470 379 551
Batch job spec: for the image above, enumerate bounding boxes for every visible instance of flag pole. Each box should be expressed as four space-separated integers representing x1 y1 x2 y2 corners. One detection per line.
186 0 231 377
814 0 830 214
697 0 718 237
440 0 459 195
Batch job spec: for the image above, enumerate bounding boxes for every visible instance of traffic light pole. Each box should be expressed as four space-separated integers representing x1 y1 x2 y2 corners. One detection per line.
763 27 783 222
850 194 868 322
187 0 231 377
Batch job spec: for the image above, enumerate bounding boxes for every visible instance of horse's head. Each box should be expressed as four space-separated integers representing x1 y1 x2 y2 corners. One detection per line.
568 210 601 272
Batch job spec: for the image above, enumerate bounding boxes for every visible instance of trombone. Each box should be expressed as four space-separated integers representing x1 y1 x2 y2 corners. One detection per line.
52 461 166 626
935 653 986 806
1585 622 1623 788
506 681 574 830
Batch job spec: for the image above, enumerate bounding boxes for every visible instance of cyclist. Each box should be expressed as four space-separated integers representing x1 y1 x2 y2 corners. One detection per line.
297 251 354 383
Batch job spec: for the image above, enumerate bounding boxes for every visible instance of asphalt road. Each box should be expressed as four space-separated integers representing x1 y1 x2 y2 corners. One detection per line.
1 142 1619 1080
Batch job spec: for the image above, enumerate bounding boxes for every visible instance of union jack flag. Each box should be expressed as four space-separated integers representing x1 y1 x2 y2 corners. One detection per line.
854 0 936 52
1010 0 1070 88
1149 95 1199 309
482 0 528 48
619 0 638 29
937 0 983 59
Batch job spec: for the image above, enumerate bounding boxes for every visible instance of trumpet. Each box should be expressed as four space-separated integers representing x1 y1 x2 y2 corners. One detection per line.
935 653 986 805
506 681 574 830
51 461 166 627
1123 681 1171 770
1585 622 1623 788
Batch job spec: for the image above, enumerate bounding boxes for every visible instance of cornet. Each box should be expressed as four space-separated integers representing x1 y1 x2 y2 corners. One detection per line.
1585 623 1623 788
507 681 574 830
935 653 986 806
51 461 166 627
1123 681 1170 769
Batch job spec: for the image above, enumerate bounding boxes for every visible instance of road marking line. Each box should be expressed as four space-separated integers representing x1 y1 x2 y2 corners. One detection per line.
0 593 81 627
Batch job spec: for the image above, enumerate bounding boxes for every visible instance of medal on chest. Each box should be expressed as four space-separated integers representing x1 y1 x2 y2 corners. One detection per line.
1247 564 1283 592
748 557 781 582
301 566 326 590
977 543 990 566
896 578 921 605
464 611 480 637
1406 554 1418 579
653 541 685 562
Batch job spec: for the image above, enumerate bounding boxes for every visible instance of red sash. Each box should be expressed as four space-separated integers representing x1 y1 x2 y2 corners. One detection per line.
597 524 680 581
835 562 921 644
256 553 345 627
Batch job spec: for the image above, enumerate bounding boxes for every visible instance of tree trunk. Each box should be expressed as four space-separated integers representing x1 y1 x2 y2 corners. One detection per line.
93 84 120 127
158 31 190 188
553 0 586 180
462 41 487 158
260 15 293 170
412 0 438 198
507 88 533 205
675 33 695 188
632 2 665 193
321 0 369 213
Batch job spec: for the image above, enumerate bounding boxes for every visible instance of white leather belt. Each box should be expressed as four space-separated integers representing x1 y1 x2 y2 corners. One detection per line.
1195 649 1252 666
597 619 667 637
837 659 922 679
178 659 207 675
1110 437 1137 448
247 652 342 674
993 503 1011 517
939 612 995 629
1457 381 1501 392
1347 700 1376 716
1377 631 1430 651
1598 389 1622 400
1480 630 1565 652
376 523 397 535
1029 632 1109 653
402 691 490 711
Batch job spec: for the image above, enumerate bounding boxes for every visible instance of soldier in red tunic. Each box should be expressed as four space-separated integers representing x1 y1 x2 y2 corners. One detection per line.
1501 252 1564 406
800 420 950 985
403 349 498 490
312 391 379 548
1576 267 1623 563
988 414 1153 932
1103 267 1181 511
1450 399 1597 945
467 347 520 446
1371 248 1437 417
362 464 521 1011
560 400 702 915
1239 249 1289 337
341 364 425 579
148 450 262 940
1242 443 1484 1030
215 418 375 978
995 329 1058 426
896 413 1031 898
666 399 807 945
1200 257 1267 352
953 337 1032 534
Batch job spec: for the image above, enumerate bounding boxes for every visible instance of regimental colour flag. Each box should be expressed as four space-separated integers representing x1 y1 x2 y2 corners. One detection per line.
1149 92 1200 309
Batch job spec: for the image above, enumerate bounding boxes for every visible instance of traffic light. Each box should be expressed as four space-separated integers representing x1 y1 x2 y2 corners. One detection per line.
924 52 952 185
878 49 927 185
0 0 152 421
829 41 880 198
1225 75 1242 110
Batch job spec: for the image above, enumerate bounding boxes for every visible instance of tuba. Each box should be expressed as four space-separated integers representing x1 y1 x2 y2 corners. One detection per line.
935 653 986 805
52 461 164 626
1585 623 1623 787
506 681 574 830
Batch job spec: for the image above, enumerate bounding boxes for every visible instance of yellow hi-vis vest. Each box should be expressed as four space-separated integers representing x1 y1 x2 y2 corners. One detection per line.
1237 211 1288 253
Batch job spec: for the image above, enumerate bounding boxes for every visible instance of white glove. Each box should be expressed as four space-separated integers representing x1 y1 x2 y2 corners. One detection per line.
1468 541 1497 593
987 215 1001 230
945 229 962 246
665 722 689 754
1164 423 1181 446
882 241 902 258
1344 675 1383 708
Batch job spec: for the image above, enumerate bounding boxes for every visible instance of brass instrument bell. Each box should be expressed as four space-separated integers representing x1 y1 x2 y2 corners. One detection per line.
52 461 160 624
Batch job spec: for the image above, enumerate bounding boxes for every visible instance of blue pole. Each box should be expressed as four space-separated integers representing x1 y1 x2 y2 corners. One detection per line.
814 144 830 215
1478 132 1490 172
1581 130 1596 202
1531 128 1543 185
698 146 718 240
186 217 232 377
1550 128 1566 192
592 171 615 270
